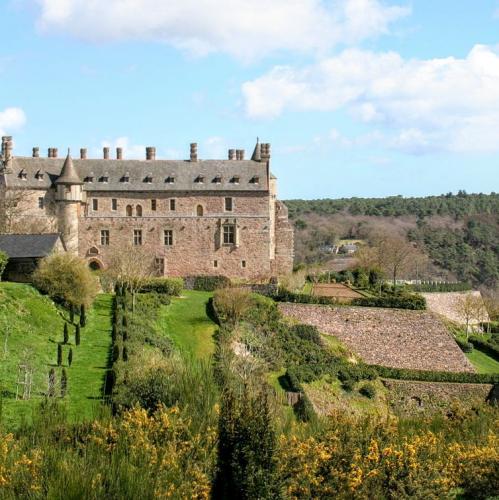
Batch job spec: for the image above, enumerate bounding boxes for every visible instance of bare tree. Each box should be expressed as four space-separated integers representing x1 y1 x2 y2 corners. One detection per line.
455 293 487 339
106 244 156 312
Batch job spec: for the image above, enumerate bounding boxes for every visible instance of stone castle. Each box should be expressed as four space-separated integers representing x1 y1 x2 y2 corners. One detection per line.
0 136 294 280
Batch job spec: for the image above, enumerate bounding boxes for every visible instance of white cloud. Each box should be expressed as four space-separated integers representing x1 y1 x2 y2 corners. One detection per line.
0 107 27 136
242 44 499 153
100 137 147 159
35 0 409 60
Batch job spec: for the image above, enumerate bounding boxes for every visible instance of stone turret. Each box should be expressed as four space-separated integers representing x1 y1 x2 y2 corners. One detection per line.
55 150 83 253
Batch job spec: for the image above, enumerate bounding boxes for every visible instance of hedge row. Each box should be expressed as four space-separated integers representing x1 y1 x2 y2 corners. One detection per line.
140 277 184 296
283 368 316 422
275 290 337 306
469 337 499 362
352 294 426 310
193 275 232 291
408 282 472 293
371 364 499 384
455 337 474 353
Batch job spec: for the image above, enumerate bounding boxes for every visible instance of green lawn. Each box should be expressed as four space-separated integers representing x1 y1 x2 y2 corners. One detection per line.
157 290 216 359
0 283 112 428
466 348 499 374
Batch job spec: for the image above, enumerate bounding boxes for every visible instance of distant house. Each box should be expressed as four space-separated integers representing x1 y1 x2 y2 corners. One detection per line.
0 233 66 282
339 243 358 255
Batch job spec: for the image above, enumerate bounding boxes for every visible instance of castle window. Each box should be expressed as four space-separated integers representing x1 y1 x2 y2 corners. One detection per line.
92 199 98 211
224 197 233 212
126 205 133 217
100 173 109 183
250 176 259 184
19 170 27 180
166 175 175 184
241 260 246 268
121 173 130 183
38 197 44 209
195 175 204 183
133 229 142 246
35 170 44 181
100 230 110 246
170 199 176 211
230 176 240 184
151 199 157 211
223 224 236 245
154 258 165 276
213 175 222 184
85 173 94 183
213 260 218 268
112 199 117 211
164 230 173 246
136 205 143 217
196 205 204 216
144 173 153 183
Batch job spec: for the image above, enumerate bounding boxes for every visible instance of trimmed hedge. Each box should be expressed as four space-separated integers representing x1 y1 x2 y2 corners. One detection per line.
284 368 316 422
352 293 426 310
469 337 499 362
275 289 336 305
140 277 183 296
193 275 231 291
455 338 474 353
372 364 499 384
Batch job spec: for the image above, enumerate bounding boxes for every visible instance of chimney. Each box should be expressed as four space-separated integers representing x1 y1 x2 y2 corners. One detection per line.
32 147 39 158
2 136 13 167
236 149 245 160
261 143 271 161
228 149 236 160
47 148 52 158
52 148 58 158
116 147 123 160
80 148 87 160
190 142 198 162
103 147 110 160
146 146 156 160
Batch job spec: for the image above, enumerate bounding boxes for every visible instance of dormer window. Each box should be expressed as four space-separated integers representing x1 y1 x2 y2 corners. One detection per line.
230 176 240 184
19 170 27 180
195 175 204 184
166 175 175 184
35 170 44 181
213 175 222 184
99 173 109 183
144 173 153 184
85 173 94 183
121 172 130 183
250 175 260 184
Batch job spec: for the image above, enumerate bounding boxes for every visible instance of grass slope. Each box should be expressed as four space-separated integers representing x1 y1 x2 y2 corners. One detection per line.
0 283 112 428
157 290 216 359
466 349 499 374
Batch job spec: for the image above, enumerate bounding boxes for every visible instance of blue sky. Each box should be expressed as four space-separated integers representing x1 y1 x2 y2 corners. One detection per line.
1 0 499 199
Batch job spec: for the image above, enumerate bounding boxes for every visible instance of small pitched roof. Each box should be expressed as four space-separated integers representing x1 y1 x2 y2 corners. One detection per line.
55 151 83 185
0 233 63 258
251 138 261 161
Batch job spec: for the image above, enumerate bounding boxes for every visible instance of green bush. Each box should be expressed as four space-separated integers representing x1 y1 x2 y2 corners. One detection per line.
341 378 355 392
284 368 316 422
409 282 472 292
140 277 184 296
455 338 474 353
372 364 499 384
289 324 322 346
0 250 8 281
352 293 426 310
469 337 499 361
275 289 336 305
193 275 231 291
359 383 376 399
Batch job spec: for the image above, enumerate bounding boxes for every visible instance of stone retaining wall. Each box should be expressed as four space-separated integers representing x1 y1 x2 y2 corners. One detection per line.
278 303 475 372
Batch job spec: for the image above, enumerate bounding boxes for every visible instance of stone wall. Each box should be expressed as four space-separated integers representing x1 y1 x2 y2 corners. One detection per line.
383 379 493 416
279 303 475 372
421 291 489 326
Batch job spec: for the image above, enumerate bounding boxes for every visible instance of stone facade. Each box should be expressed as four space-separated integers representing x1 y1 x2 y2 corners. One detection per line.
0 137 294 280
279 302 475 373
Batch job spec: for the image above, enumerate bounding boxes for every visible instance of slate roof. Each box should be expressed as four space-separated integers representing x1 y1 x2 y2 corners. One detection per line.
0 233 63 258
3 157 270 192
56 152 83 185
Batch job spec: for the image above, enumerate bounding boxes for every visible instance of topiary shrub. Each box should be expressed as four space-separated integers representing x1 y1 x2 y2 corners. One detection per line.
80 304 86 327
139 277 184 296
63 323 69 344
57 344 63 366
68 348 73 367
359 383 376 399
61 368 68 397
75 324 81 346
193 275 231 291
0 250 8 281
456 337 473 353
112 344 120 362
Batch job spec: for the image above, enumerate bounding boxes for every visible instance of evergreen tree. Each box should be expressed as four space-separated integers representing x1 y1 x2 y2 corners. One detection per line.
75 324 81 346
57 344 63 366
122 329 128 342
48 368 56 397
80 304 86 327
69 305 74 324
68 347 73 367
122 345 128 362
61 368 68 397
63 324 69 344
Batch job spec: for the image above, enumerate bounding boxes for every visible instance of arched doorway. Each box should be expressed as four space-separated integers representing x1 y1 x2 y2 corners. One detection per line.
126 205 133 217
196 205 204 216
136 204 143 217
88 259 102 271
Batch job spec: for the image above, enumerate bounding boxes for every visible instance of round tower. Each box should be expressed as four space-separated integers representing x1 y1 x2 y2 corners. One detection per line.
55 150 83 253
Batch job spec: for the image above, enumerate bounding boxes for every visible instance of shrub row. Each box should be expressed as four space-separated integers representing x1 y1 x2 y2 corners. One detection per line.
283 368 316 422
352 293 426 310
371 364 499 384
275 289 337 305
193 275 232 291
469 337 499 362
408 282 472 292
455 337 474 353
139 277 183 296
